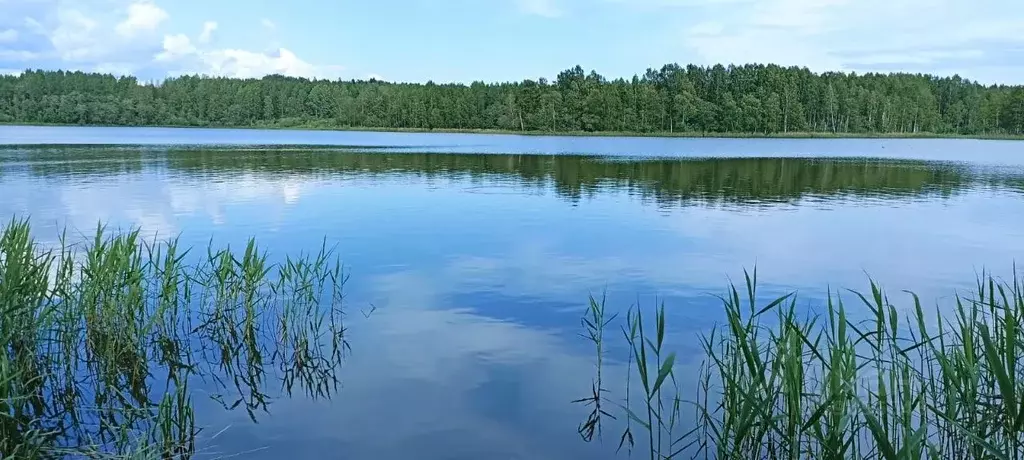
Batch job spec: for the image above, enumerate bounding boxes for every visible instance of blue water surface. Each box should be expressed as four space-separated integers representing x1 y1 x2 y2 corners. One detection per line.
2 125 1024 459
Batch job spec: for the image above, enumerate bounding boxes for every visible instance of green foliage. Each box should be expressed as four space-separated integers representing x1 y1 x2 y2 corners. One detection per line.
2 64 1023 135
0 218 348 458
579 269 1024 459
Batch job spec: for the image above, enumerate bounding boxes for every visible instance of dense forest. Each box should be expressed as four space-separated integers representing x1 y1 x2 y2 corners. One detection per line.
2 64 1024 136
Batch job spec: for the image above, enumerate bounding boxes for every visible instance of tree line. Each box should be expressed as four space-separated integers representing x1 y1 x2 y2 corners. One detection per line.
2 64 1024 135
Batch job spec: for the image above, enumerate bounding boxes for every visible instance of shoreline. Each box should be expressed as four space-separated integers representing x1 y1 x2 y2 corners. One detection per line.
3 122 1023 141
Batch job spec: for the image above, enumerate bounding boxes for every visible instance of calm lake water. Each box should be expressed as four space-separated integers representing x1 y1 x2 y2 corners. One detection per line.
3 125 1024 458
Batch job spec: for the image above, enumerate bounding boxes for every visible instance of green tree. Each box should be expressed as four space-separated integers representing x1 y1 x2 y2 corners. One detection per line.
0 65 1018 136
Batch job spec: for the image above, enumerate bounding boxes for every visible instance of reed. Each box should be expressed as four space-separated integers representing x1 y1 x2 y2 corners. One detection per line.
578 268 1024 459
0 217 349 459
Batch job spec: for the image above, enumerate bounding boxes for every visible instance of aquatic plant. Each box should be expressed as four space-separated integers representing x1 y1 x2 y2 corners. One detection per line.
0 218 349 458
578 268 1024 459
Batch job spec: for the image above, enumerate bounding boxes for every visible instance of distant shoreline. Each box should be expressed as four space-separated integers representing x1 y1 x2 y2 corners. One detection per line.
3 122 1023 141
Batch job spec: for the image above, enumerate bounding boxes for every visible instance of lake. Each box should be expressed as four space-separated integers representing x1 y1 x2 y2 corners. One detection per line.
3 125 1024 459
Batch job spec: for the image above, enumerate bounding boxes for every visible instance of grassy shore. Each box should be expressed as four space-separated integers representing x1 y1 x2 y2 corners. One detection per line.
4 121 1024 141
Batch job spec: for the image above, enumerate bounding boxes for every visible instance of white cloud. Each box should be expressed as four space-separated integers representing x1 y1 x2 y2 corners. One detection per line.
115 1 168 37
154 30 344 79
50 8 102 61
261 18 276 30
198 21 217 43
0 1 347 80
676 0 1024 81
518 0 562 17
0 29 18 44
93 62 134 75
198 47 343 79
155 33 194 61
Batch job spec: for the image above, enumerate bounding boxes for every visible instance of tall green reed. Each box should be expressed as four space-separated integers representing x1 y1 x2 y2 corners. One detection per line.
576 294 694 459
0 217 350 458
575 293 616 443
578 268 1024 459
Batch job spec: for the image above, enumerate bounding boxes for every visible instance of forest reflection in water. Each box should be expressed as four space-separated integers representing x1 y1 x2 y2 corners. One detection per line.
2 147 1014 209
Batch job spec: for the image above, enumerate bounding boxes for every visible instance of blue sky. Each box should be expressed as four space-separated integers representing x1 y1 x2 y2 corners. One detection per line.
1 0 1023 84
